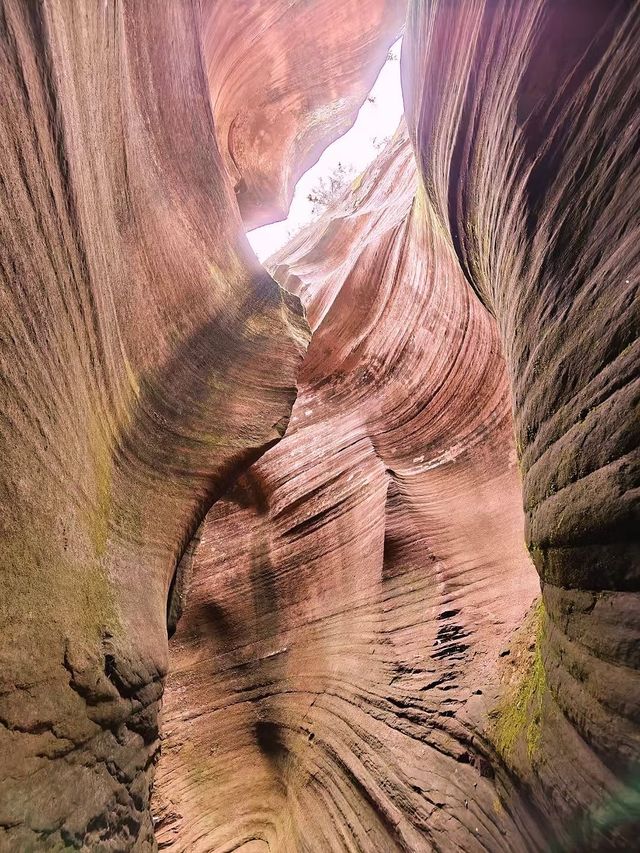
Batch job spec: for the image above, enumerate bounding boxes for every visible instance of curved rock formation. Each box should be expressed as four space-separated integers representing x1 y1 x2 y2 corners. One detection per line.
0 2 307 848
154 128 543 851
156 4 640 848
403 0 640 847
3 0 639 849
202 0 406 228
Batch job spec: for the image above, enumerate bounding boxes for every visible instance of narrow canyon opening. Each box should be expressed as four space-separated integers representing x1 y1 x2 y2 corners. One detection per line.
247 37 404 262
153 27 544 853
1 2 638 852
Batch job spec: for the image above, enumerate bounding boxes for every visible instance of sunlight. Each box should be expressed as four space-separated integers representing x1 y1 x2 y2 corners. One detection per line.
247 38 403 262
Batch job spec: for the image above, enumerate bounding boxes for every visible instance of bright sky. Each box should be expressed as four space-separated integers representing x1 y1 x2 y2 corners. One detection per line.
247 38 404 262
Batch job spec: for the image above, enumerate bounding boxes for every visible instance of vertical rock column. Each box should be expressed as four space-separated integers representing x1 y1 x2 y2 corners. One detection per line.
404 1 639 847
0 1 307 848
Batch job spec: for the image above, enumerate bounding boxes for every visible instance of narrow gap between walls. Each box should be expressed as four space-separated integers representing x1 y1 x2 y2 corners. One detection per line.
247 37 404 263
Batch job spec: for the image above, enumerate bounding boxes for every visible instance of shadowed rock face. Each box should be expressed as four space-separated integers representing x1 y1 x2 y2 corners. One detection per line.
403 0 640 848
154 130 543 851
0 1 308 848
202 0 406 228
2 0 639 850
156 3 640 850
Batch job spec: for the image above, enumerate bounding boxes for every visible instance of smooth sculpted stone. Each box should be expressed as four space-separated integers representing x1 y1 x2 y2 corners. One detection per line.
202 0 406 228
403 0 640 848
3 0 638 849
154 129 543 851
0 1 308 848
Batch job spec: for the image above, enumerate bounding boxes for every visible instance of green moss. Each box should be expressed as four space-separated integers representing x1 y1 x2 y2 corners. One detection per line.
514 432 523 459
527 542 544 569
89 430 112 558
0 399 127 674
493 600 547 762
1 506 119 655
72 421 120 641
123 353 140 400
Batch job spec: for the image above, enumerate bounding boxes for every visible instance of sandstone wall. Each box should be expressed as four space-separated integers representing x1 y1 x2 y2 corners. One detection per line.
155 129 543 852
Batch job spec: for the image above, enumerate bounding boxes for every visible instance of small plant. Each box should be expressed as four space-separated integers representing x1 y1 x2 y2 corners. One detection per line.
372 135 391 152
307 161 356 216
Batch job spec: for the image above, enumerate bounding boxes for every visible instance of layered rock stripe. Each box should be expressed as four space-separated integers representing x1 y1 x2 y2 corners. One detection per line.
155 129 542 851
1 0 638 851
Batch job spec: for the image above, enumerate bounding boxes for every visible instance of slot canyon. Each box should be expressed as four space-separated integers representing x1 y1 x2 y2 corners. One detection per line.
0 1 638 851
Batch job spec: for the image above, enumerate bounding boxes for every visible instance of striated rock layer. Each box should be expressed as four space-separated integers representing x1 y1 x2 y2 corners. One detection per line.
202 0 405 228
2 0 638 849
0 1 308 848
157 3 640 850
155 129 544 851
404 0 640 848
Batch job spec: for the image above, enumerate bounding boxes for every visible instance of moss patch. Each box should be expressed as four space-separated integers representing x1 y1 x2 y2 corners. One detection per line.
89 427 112 558
491 599 547 762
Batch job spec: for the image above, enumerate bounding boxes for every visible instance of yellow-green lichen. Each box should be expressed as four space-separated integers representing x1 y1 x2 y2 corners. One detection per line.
414 179 427 215
123 353 140 400
1 503 119 656
492 599 547 762
527 542 544 569
88 422 112 559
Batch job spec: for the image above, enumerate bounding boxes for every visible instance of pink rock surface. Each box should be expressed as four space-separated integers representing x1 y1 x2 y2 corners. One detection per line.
0 2 307 848
202 0 405 228
404 1 640 847
1 1 638 849
155 129 542 851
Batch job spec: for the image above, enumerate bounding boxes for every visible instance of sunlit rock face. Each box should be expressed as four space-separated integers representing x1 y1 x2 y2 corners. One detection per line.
0 2 307 848
155 128 543 851
202 0 406 228
404 0 640 848
2 0 638 848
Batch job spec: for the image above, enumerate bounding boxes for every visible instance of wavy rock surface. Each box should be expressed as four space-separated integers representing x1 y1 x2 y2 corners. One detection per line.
202 0 406 228
0 2 307 849
2 0 638 849
403 0 640 847
155 129 543 851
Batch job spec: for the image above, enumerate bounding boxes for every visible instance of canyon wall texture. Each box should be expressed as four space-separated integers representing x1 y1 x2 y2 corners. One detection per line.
1 0 638 850
403 0 640 848
156 2 640 852
154 130 544 851
0 1 309 848
0 0 410 848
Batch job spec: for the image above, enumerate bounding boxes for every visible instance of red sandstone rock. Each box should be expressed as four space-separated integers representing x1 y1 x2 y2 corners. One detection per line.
155 3 640 847
0 2 307 848
1 0 638 849
202 0 406 228
404 0 640 847
154 129 542 851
